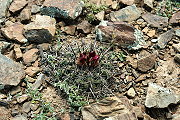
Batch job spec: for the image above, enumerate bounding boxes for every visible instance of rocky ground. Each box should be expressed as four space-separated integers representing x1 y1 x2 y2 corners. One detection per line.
0 0 180 120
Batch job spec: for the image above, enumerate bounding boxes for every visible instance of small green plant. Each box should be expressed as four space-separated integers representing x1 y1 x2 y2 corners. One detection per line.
156 0 180 18
25 80 57 120
82 0 108 22
42 39 126 111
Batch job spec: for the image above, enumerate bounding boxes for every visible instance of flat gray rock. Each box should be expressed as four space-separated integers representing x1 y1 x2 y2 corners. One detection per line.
41 0 83 19
0 53 25 86
142 13 168 28
145 83 179 108
157 29 174 49
110 4 141 22
0 0 13 23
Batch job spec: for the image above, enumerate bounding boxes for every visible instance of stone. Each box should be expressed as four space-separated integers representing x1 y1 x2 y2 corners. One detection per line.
147 30 156 37
23 15 56 43
14 47 23 60
17 94 29 103
119 0 135 5
10 86 21 95
61 25 76 35
22 102 31 113
110 5 141 22
0 94 7 99
0 107 11 120
88 0 113 7
1 22 27 43
41 0 83 19
170 11 180 24
145 83 179 108
136 19 144 25
127 87 136 98
96 21 146 50
37 43 50 51
0 0 12 23
9 0 28 13
11 115 28 120
111 1 118 10
132 106 143 119
25 75 36 83
11 105 19 116
0 53 25 86
77 20 92 34
142 13 168 28
23 49 39 65
5 50 15 60
32 74 45 90
151 39 158 43
19 8 31 22
143 0 154 9
81 96 137 120
95 11 105 21
137 54 156 72
173 43 180 53
142 27 149 34
0 41 11 53
175 28 180 37
25 67 42 77
30 103 39 111
157 29 174 49
174 54 180 64
31 5 40 14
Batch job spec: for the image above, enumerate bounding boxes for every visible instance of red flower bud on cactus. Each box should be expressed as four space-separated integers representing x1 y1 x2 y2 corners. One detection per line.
77 51 99 67
89 51 96 57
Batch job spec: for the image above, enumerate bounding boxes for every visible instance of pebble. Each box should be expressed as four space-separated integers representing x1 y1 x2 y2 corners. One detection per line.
17 94 29 103
174 54 180 64
22 102 31 113
127 87 136 98
147 30 156 37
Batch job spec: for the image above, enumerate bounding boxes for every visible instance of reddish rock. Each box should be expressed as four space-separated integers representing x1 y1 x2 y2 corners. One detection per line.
170 11 180 24
23 49 39 65
0 107 11 120
137 54 156 72
96 21 146 50
1 22 27 43
9 0 28 13
77 20 92 34
19 8 31 22
41 0 83 19
14 47 22 60
25 67 42 77
61 25 76 35
142 13 168 28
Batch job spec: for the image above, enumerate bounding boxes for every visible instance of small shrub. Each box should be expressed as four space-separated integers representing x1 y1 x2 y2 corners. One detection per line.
82 0 108 22
156 0 180 18
25 80 57 120
42 40 126 111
